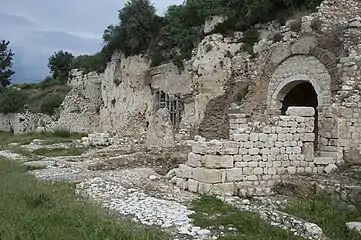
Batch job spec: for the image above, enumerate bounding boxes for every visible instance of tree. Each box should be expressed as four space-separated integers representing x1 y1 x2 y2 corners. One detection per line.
102 0 163 57
0 40 15 88
48 50 74 84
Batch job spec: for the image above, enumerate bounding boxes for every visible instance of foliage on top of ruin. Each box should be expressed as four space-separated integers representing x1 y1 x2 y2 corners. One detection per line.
71 0 323 73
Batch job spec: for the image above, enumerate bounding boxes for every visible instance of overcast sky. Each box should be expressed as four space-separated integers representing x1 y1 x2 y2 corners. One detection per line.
0 0 183 83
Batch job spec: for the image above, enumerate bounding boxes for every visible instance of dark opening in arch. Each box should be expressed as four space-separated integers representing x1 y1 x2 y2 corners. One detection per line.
280 82 318 150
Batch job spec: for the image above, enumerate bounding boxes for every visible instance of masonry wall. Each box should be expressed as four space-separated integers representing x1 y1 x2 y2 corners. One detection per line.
175 107 336 197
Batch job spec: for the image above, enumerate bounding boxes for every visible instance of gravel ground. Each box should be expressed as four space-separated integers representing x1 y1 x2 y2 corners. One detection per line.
2 147 330 240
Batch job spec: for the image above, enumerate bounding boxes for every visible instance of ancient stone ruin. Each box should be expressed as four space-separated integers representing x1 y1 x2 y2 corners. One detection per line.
2 0 361 197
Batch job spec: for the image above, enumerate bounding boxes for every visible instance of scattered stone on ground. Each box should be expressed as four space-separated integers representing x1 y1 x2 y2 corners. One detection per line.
0 150 24 160
346 222 361 234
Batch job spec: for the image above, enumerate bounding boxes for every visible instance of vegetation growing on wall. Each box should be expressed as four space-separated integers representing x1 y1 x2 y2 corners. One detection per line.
50 0 323 74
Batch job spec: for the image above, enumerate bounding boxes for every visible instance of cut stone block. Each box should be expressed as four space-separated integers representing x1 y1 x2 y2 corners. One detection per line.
193 168 223 183
286 107 315 117
204 155 234 169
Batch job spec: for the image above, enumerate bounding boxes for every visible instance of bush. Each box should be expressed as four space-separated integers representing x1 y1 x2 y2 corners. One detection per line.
83 0 325 70
0 88 28 113
52 128 71 138
39 93 64 115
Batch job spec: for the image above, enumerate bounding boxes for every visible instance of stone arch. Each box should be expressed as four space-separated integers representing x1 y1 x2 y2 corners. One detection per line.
267 55 332 114
238 35 339 117
269 73 325 112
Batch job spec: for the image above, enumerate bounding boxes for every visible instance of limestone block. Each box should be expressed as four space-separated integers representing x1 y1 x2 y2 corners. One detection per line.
260 148 270 155
314 157 334 165
239 148 248 155
259 133 268 142
193 168 223 183
268 167 277 175
278 133 286 141
249 148 260 155
226 168 243 181
198 182 212 194
179 164 193 178
233 134 249 142
250 133 259 142
296 167 305 174
244 141 253 148
287 166 296 174
235 162 249 168
188 179 199 193
301 133 315 142
323 164 338 174
204 155 234 169
210 183 235 196
249 162 258 168
222 141 239 155
187 152 203 167
244 175 257 181
243 155 252 162
206 140 223 154
254 141 265 148
286 107 315 117
253 167 264 175
192 142 207 154
234 155 243 162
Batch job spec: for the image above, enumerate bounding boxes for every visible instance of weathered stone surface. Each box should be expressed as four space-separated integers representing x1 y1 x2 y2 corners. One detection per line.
192 168 223 183
314 157 334 166
346 222 361 234
204 155 234 169
286 107 315 117
186 152 203 167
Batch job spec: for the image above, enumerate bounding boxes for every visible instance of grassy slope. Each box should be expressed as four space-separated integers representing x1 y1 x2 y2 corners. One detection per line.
189 196 302 240
0 158 170 240
283 193 361 240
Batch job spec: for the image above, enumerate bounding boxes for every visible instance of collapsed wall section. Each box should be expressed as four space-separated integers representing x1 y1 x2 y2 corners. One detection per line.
174 107 335 197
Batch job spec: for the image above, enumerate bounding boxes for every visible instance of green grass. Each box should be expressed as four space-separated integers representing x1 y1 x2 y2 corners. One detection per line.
282 192 361 240
189 196 302 240
24 164 47 171
0 130 86 146
32 147 88 157
0 158 170 240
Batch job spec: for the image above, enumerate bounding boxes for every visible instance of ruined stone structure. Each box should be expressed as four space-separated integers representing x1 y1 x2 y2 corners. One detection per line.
175 107 337 196
1 0 361 195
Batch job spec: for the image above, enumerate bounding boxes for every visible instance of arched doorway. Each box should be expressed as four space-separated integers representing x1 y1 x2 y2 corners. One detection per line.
280 81 318 150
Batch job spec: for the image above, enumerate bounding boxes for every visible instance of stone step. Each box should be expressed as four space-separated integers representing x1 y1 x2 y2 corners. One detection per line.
314 156 335 165
319 151 338 158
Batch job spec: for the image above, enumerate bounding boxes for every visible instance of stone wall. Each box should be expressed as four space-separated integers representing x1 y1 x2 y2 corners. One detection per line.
174 107 336 197
0 112 55 135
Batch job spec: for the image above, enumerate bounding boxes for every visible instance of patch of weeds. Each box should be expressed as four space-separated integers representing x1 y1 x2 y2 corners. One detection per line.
273 32 283 43
317 25 344 55
282 192 361 240
0 131 86 146
52 128 71 138
189 196 302 240
290 19 302 32
25 165 47 171
0 158 169 240
32 147 88 157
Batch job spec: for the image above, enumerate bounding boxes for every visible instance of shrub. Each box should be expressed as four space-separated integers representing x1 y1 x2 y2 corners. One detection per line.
273 32 283 42
290 19 302 32
0 88 28 113
52 128 71 138
39 93 64 115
